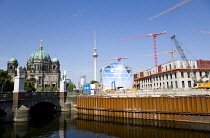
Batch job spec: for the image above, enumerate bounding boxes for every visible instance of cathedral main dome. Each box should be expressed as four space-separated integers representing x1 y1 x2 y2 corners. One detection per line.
28 42 51 62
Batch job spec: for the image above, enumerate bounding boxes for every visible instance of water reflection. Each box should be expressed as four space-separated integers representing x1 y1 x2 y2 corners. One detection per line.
0 112 210 138
77 114 210 138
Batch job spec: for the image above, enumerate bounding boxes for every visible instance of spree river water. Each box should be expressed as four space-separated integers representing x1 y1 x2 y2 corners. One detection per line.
1 112 210 138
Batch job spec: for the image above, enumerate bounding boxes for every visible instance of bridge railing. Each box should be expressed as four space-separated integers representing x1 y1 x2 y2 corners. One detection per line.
0 92 69 100
25 92 60 99
0 93 13 100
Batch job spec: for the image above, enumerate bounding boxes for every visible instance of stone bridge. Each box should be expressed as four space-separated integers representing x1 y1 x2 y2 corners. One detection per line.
0 92 76 122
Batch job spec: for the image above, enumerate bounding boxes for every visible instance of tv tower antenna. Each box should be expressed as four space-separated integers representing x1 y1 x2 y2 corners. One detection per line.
93 32 98 81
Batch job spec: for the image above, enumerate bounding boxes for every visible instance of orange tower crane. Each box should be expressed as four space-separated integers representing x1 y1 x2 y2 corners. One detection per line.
120 31 166 67
88 57 128 63
141 50 183 62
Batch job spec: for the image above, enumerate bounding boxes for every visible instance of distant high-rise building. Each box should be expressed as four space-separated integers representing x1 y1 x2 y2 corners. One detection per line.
79 75 86 88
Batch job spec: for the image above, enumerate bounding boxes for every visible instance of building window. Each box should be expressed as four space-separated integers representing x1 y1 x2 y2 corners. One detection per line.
182 81 185 88
187 72 190 78
53 65 57 70
194 71 196 77
175 73 177 79
200 72 202 77
39 76 42 84
188 81 191 88
181 72 184 78
171 82 173 88
175 81 178 88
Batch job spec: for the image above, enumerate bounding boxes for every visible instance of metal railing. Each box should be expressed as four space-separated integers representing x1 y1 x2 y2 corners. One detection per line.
26 92 60 99
0 93 13 100
0 91 78 101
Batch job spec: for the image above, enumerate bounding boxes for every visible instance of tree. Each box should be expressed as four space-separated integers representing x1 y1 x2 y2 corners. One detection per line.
53 86 58 92
0 69 14 92
24 79 36 92
67 83 75 90
90 80 98 84
40 87 45 92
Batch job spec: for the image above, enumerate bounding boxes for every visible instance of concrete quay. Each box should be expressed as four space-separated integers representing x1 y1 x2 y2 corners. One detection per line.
105 89 210 97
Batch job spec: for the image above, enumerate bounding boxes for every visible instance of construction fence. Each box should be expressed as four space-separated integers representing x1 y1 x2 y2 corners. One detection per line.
76 96 210 123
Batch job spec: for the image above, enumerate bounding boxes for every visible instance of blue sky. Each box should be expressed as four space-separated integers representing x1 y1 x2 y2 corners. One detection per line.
0 0 210 84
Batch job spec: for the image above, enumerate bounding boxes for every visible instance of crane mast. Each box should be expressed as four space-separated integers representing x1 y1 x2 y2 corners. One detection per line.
171 35 197 86
120 31 166 67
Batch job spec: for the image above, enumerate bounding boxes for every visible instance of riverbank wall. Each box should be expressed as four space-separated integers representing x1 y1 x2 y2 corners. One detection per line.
76 96 210 123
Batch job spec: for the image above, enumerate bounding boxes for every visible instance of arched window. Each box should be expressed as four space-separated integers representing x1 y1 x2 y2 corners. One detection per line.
53 65 57 69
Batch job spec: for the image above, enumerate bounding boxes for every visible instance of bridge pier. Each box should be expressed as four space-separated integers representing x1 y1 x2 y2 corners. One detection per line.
12 76 29 122
13 105 29 122
59 80 71 112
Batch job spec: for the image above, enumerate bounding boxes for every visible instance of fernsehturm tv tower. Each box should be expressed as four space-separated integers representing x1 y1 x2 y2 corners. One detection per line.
93 32 98 81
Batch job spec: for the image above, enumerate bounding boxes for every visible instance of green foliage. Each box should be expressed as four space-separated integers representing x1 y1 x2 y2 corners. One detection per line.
90 80 98 84
24 79 36 92
49 87 53 92
67 83 75 90
0 69 14 92
53 86 58 92
38 86 58 92
40 87 45 92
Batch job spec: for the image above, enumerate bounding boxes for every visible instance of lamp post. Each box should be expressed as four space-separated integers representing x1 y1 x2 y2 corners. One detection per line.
68 70 74 84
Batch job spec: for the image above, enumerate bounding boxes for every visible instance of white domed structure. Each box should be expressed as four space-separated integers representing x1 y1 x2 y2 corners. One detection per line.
100 61 133 90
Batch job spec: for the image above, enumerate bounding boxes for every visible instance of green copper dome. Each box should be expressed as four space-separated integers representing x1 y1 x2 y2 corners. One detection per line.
52 57 59 62
28 42 51 62
9 57 18 62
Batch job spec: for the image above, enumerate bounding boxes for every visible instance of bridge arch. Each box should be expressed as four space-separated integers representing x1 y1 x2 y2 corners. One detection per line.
0 109 7 122
29 102 57 120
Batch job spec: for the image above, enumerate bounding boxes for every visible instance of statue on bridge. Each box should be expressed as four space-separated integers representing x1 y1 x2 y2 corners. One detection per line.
17 65 22 77
61 70 66 81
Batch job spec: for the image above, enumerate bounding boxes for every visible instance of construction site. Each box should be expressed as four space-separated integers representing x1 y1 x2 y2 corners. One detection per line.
106 34 210 97
87 32 210 96
83 0 210 97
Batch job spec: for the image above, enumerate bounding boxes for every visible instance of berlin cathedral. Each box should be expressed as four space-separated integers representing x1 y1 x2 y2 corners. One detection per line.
7 41 60 89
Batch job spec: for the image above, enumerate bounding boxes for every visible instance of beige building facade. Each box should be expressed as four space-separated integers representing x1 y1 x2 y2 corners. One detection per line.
134 60 210 90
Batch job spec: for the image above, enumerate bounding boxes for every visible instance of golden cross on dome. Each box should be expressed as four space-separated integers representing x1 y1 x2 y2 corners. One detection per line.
39 39 43 49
